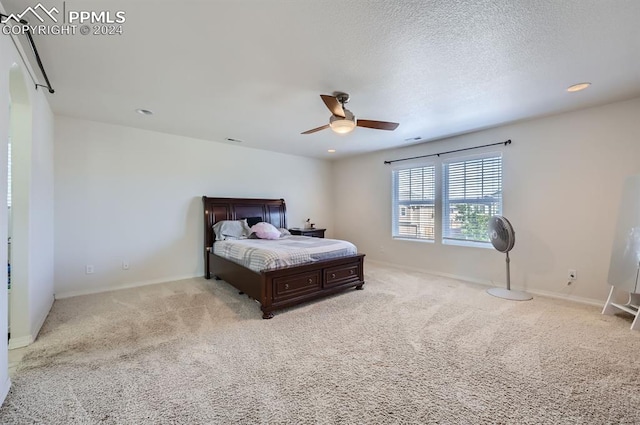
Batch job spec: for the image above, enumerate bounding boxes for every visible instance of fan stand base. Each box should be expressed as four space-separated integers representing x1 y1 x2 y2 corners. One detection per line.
487 287 533 301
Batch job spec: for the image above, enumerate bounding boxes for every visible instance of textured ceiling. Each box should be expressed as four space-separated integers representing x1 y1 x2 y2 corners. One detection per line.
3 0 640 158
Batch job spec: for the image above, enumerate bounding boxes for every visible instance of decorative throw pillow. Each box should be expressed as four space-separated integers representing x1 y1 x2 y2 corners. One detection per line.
251 222 281 240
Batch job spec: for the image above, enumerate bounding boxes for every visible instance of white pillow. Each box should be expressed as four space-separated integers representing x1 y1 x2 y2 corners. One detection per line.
213 220 252 241
251 222 281 240
278 228 291 237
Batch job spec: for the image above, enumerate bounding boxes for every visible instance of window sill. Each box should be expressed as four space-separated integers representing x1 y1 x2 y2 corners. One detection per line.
393 237 435 244
442 239 493 249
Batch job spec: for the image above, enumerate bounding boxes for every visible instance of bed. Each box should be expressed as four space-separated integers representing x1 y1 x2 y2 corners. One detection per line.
202 197 365 319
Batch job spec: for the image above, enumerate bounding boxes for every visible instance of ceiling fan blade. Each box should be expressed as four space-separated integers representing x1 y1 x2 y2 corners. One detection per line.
356 119 399 131
320 95 345 118
301 124 330 135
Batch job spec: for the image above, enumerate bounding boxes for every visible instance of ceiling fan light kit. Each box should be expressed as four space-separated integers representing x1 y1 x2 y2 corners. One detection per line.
329 112 356 134
302 92 399 135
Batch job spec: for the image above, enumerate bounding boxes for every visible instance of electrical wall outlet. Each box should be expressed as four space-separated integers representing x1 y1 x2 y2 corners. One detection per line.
568 269 577 281
85 265 94 274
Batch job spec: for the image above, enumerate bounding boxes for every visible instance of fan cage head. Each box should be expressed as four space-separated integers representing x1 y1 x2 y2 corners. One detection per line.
489 215 515 253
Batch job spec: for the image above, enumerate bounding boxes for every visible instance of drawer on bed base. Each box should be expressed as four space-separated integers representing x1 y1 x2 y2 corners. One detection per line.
273 271 321 301
324 264 360 288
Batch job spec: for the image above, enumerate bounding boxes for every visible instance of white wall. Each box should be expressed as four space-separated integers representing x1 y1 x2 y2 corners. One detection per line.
0 15 55 402
332 97 640 303
54 116 334 297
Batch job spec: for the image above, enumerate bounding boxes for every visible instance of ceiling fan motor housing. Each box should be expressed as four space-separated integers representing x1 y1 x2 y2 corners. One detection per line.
330 109 355 123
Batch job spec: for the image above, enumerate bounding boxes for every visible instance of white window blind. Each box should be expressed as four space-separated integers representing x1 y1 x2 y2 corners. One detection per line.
392 165 435 240
443 155 502 243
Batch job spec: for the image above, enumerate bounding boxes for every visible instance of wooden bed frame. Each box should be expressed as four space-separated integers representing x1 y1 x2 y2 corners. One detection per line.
202 196 365 319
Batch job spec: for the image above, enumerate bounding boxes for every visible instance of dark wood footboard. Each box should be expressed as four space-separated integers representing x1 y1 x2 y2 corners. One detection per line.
208 251 365 319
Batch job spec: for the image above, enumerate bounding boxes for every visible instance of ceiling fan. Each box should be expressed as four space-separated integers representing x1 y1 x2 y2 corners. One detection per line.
301 92 399 135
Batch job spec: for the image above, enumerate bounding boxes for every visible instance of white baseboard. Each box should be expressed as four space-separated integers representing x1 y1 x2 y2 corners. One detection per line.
524 288 603 307
367 258 497 286
0 378 10 406
9 335 33 350
54 273 202 299
366 259 604 307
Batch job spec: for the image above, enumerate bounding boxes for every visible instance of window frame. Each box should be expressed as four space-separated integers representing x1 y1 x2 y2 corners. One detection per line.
441 152 502 248
391 162 437 243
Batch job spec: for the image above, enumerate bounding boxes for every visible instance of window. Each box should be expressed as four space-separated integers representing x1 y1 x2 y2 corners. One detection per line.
392 165 435 240
443 155 502 244
391 153 503 247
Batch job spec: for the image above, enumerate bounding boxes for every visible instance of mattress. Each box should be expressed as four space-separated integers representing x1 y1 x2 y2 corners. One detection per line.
213 235 357 273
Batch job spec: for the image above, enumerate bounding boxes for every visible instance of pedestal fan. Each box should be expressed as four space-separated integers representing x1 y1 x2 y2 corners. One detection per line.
486 215 532 301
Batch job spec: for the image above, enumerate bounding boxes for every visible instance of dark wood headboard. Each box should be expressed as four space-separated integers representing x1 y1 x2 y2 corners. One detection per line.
202 196 287 252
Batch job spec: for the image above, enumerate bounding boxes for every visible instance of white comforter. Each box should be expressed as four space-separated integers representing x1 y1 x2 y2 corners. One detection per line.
213 235 357 273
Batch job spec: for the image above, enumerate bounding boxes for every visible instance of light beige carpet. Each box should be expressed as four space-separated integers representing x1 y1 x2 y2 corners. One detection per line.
1 263 639 424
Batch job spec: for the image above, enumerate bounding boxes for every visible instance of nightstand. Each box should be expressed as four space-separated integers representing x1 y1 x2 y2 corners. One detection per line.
289 228 326 238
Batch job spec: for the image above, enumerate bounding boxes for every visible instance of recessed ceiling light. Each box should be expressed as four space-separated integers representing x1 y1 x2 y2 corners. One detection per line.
136 109 153 115
225 138 243 143
328 149 336 153
567 82 591 93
